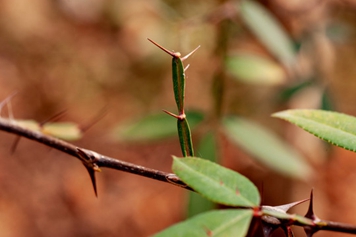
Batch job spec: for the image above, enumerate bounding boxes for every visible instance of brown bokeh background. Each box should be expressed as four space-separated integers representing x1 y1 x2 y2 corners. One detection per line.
0 0 356 236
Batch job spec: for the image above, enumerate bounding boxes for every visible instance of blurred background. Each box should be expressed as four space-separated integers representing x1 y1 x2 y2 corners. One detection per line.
0 0 356 236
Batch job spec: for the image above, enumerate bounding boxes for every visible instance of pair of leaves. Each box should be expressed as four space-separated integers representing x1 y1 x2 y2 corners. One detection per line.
154 156 259 237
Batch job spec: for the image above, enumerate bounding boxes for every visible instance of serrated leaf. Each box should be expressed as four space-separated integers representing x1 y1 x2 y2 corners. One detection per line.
173 157 260 207
154 209 253 237
42 122 82 141
226 54 285 85
273 109 356 152
114 111 204 141
240 1 296 66
222 116 312 180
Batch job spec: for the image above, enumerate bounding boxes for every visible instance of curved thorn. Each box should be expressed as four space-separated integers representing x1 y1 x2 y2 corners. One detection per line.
76 148 100 197
85 165 98 197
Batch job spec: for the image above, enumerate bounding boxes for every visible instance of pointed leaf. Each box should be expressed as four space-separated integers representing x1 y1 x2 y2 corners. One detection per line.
154 209 253 237
273 109 356 152
114 111 204 142
172 57 185 113
240 1 296 66
173 157 260 207
226 54 285 85
223 116 312 180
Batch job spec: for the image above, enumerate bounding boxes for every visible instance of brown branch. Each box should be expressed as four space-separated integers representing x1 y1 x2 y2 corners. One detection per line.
2 117 356 235
0 117 191 192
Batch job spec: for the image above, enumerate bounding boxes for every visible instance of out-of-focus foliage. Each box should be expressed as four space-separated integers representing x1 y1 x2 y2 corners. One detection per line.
223 116 312 180
0 0 356 236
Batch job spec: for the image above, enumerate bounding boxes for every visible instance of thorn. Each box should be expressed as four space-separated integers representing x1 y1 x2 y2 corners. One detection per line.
0 91 17 117
80 106 108 132
147 38 180 58
304 189 319 237
181 45 200 61
77 148 101 197
10 136 21 154
84 165 98 197
184 64 190 72
162 109 186 120
305 189 317 220
40 109 67 126
273 198 310 213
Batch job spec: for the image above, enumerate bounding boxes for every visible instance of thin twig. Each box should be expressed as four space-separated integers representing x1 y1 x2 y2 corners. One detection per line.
0 117 191 191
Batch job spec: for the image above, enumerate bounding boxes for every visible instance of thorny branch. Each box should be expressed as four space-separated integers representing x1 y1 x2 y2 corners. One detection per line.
1 117 356 236
0 117 191 195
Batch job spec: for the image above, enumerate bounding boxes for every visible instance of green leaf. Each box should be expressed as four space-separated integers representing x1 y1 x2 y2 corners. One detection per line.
222 116 312 180
172 57 185 113
154 209 253 237
240 1 296 66
113 111 204 141
42 122 82 141
173 157 260 207
177 118 194 156
226 54 285 85
187 132 218 218
273 109 356 152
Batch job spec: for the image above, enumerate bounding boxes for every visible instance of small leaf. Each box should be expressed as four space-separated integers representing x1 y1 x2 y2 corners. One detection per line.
172 57 186 113
240 1 296 66
177 118 194 157
114 111 204 142
273 109 356 152
173 157 260 207
153 209 253 237
42 122 82 141
226 54 285 85
223 116 312 180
